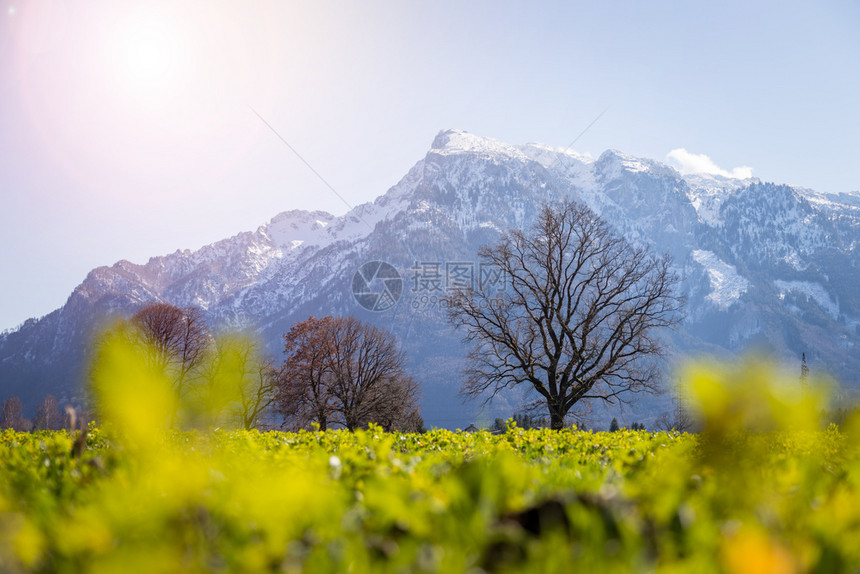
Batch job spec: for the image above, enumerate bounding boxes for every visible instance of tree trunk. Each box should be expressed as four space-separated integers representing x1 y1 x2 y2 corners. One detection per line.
550 409 565 431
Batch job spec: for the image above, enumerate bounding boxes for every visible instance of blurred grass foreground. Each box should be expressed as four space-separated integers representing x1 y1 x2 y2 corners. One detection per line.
1 325 859 572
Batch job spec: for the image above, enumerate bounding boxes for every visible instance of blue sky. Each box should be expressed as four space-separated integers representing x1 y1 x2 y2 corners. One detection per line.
1 0 858 330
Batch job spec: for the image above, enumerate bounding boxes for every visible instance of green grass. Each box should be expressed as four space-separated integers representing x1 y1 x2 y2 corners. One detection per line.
0 423 857 573
11 334 847 572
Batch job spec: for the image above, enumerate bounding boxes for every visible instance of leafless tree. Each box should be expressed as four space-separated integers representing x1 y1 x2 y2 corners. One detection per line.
131 302 210 397
655 411 691 433
33 394 63 430
196 334 277 430
241 359 279 430
277 316 422 431
355 374 423 432
278 316 338 431
327 317 412 431
90 310 273 430
1 396 29 431
446 200 684 430
395 405 426 434
655 395 694 432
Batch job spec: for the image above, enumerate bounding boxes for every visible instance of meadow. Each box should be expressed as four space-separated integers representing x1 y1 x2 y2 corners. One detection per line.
0 416 857 573
0 333 855 572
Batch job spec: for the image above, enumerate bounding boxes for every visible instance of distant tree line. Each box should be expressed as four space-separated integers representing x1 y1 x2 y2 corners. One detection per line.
490 412 553 432
3 303 423 434
84 303 423 433
608 417 646 432
88 302 274 430
0 394 84 432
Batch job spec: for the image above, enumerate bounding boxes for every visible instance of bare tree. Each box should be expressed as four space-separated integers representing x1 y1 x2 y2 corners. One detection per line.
655 410 692 433
396 406 426 434
446 200 684 430
33 394 63 430
90 311 273 430
277 316 422 431
655 395 694 432
327 317 411 431
131 302 210 397
241 359 279 430
355 374 423 432
196 334 277 430
1 396 29 431
278 316 338 431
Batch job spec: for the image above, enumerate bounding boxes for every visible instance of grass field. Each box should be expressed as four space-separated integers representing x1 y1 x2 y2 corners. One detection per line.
1 340 854 572
0 418 857 573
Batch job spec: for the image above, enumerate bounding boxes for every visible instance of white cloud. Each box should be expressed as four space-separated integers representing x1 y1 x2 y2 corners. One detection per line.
666 148 753 180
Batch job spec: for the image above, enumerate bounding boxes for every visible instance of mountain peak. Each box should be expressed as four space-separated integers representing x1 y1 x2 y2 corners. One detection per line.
262 210 336 249
596 149 677 179
430 129 526 160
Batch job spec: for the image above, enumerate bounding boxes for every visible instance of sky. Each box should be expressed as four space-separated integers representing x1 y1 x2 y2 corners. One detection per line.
1 0 858 330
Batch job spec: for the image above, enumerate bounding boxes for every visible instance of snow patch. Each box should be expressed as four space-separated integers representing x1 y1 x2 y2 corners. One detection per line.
264 210 336 249
796 188 860 213
517 142 594 168
782 252 806 271
477 221 503 233
620 157 649 173
682 174 756 227
774 280 839 319
692 250 749 310
596 150 678 182
431 129 528 161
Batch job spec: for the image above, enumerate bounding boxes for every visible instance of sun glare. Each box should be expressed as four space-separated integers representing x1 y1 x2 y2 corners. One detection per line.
109 9 189 104
124 24 172 84
15 1 287 201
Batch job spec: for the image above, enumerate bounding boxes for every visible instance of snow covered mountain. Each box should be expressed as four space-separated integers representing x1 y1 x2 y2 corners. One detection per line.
2 129 859 427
